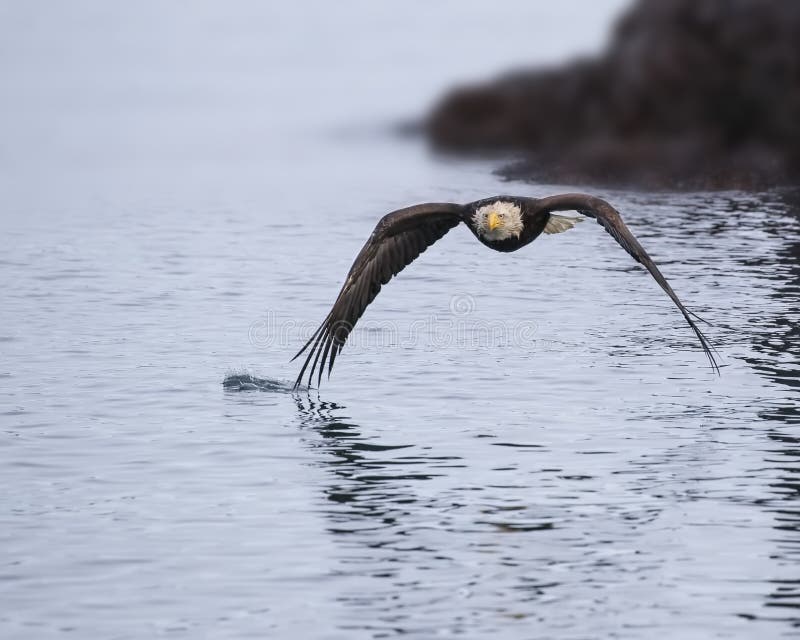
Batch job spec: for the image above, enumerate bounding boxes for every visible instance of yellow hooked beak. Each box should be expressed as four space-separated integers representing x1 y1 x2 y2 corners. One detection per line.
488 211 500 232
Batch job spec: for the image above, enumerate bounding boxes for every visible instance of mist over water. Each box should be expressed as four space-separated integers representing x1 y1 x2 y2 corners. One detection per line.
1 2 799 638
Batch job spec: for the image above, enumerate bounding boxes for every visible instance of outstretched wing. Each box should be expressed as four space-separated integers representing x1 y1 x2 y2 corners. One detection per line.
293 203 464 388
530 193 720 373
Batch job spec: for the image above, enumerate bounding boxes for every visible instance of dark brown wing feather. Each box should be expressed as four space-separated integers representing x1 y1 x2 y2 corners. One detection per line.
530 193 720 373
293 203 464 388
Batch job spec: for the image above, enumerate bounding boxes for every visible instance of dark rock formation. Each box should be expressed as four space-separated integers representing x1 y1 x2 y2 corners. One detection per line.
427 0 800 190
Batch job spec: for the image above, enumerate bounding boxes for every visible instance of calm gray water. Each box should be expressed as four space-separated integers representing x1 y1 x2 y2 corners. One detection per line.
2 2 799 638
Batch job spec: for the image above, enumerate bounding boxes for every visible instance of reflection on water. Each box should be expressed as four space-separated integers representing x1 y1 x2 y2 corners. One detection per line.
761 431 800 625
743 191 800 626
747 193 800 394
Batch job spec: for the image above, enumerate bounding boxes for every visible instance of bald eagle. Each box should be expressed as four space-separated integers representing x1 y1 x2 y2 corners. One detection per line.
293 194 718 388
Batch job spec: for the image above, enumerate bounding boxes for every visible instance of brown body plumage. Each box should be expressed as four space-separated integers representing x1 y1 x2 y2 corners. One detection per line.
292 194 719 388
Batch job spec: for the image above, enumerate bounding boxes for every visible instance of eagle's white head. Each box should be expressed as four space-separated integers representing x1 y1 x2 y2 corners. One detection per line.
473 201 524 242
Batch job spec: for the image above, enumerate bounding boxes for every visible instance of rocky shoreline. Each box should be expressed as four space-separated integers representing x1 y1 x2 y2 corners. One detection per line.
426 0 800 191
